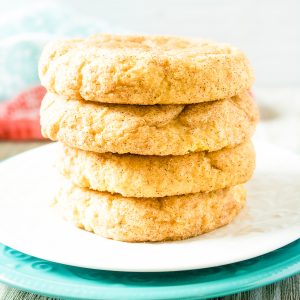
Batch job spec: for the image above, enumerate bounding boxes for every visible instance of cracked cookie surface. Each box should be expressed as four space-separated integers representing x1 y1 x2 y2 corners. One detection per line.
40 91 258 155
58 142 255 197
39 34 254 104
54 182 246 242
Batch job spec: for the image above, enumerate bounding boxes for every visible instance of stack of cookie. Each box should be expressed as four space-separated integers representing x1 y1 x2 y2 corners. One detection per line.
39 35 258 242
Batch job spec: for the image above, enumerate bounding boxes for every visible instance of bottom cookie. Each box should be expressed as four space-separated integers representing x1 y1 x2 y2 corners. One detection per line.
54 183 246 242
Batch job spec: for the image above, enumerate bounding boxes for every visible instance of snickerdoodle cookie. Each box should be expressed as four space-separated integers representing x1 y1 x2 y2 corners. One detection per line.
58 142 255 197
54 182 246 242
40 91 258 155
39 34 254 105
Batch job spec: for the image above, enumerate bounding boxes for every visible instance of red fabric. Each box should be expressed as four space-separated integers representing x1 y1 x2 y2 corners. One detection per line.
0 86 46 140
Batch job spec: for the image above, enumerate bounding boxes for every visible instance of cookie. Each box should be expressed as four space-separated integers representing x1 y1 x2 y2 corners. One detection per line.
39 34 254 105
58 142 255 197
54 182 246 242
41 91 258 155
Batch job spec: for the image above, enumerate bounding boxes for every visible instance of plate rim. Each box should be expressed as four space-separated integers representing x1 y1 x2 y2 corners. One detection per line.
0 240 300 300
0 227 299 273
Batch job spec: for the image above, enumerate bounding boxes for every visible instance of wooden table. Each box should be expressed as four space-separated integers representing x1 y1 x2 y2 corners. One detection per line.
0 142 299 300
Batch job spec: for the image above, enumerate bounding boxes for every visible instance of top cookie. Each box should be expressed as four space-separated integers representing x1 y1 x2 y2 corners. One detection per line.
39 34 254 105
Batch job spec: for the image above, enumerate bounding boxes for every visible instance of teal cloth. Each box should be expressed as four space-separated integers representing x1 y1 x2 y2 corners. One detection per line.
0 3 116 102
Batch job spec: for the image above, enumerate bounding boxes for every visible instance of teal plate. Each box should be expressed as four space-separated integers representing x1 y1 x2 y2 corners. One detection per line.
0 240 299 300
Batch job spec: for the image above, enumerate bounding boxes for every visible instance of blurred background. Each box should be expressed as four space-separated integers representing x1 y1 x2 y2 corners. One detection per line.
0 0 299 157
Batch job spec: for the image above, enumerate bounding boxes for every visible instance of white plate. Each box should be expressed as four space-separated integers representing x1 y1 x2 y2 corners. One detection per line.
0 141 299 272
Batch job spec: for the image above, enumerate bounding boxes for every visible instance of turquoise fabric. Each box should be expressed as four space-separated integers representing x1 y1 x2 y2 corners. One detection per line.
0 4 114 101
